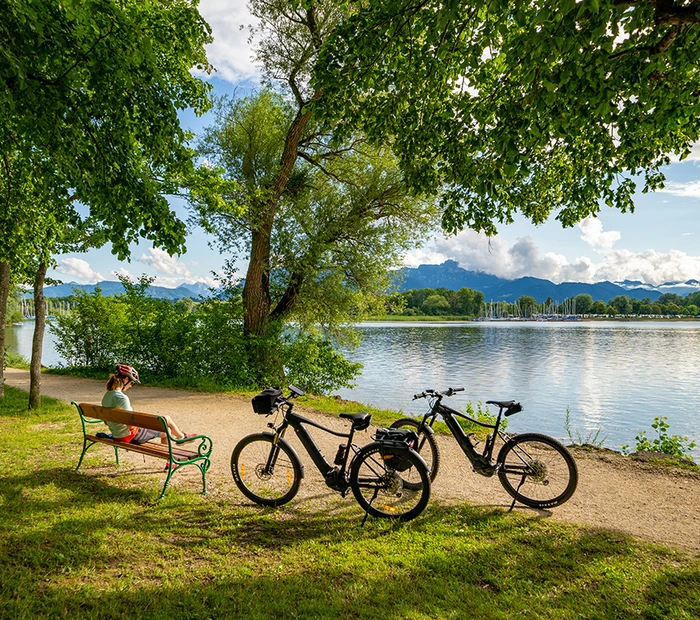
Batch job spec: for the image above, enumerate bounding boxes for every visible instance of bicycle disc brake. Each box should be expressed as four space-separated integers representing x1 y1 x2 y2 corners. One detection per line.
254 463 273 480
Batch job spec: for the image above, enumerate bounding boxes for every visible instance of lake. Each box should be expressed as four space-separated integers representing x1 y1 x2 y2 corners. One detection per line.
337 321 700 458
5 320 700 457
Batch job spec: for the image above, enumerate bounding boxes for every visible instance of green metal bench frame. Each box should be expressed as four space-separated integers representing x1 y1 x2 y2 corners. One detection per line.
73 402 213 500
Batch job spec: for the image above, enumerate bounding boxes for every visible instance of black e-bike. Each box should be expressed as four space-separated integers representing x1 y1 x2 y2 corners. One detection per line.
231 385 431 521
390 388 578 509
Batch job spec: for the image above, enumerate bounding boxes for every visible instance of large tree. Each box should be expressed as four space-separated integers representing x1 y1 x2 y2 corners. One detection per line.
192 90 434 384
187 0 435 385
315 0 700 234
1 0 213 403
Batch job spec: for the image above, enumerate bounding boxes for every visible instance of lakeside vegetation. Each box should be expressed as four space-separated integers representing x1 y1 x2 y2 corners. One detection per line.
1 386 699 619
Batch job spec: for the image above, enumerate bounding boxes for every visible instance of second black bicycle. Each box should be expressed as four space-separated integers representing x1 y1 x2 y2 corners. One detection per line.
391 388 578 509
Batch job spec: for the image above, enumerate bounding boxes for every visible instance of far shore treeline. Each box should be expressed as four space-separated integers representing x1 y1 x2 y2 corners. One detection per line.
386 289 700 318
11 284 700 322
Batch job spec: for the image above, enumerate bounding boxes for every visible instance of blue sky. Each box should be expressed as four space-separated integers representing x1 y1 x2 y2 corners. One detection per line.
50 0 700 289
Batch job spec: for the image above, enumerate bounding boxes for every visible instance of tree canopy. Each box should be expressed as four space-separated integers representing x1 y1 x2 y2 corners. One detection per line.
191 91 434 367
187 1 436 386
1 0 213 258
314 0 700 235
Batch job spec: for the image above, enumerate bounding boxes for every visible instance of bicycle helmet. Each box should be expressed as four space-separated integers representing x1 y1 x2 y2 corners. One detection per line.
115 363 140 384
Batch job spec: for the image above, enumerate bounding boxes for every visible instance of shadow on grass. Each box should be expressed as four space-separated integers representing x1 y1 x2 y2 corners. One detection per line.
1 454 698 619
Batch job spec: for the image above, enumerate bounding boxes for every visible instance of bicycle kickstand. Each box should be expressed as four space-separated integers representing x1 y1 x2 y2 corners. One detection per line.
508 475 527 513
361 488 380 527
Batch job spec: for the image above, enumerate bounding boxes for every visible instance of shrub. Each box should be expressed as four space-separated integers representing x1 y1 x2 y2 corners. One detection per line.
49 276 362 394
622 416 696 460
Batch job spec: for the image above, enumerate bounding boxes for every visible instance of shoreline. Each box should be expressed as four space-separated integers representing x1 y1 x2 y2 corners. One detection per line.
363 315 700 322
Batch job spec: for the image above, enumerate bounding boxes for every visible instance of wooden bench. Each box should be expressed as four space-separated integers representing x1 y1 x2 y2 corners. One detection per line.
73 402 213 500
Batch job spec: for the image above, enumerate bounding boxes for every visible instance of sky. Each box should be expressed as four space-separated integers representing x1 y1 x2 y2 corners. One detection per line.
50 0 700 289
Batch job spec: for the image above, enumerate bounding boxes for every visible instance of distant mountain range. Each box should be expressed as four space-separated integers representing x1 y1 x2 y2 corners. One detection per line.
30 280 215 300
29 263 700 304
394 261 700 303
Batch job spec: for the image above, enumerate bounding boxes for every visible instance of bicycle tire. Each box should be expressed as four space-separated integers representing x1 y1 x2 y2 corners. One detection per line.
349 442 431 521
390 417 441 486
231 433 303 507
497 432 578 509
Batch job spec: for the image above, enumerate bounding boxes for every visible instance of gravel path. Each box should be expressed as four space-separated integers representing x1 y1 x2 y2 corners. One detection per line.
7 368 699 554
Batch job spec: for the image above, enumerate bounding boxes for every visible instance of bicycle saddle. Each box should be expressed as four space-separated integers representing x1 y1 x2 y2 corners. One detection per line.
339 412 372 430
486 400 517 408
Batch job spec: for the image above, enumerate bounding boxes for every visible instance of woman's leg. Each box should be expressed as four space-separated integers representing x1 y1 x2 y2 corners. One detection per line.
164 415 186 439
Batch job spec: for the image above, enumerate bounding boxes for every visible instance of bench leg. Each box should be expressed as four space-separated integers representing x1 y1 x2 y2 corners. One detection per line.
76 439 97 471
197 459 211 495
114 446 120 466
158 461 177 500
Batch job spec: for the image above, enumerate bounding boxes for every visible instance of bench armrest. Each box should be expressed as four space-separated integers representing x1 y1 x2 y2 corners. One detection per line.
173 434 213 458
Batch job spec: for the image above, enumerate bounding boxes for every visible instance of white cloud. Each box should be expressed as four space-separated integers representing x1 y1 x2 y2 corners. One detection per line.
578 216 621 249
658 181 700 199
139 248 193 277
402 248 448 267
591 248 700 285
198 0 259 84
405 227 700 286
138 248 218 288
55 258 105 284
405 230 596 282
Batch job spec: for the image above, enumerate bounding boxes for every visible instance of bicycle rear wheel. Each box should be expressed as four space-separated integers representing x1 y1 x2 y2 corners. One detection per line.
231 433 302 507
389 418 440 486
349 443 431 521
497 433 578 509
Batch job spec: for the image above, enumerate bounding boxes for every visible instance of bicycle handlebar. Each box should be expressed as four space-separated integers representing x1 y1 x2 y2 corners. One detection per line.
413 387 465 400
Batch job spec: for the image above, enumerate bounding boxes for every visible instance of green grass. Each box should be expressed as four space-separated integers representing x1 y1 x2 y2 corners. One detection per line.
1 386 699 619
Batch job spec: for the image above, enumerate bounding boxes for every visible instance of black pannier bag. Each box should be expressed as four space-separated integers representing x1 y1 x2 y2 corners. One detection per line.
375 427 419 472
252 387 283 415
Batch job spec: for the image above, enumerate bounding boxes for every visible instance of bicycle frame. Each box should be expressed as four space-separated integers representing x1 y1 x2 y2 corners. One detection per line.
419 398 511 475
269 403 359 489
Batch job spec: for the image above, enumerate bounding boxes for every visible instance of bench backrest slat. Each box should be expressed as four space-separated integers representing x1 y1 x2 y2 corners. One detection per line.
78 403 166 432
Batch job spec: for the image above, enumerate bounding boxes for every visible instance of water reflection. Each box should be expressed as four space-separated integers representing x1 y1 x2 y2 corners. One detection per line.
338 321 700 457
4 322 62 367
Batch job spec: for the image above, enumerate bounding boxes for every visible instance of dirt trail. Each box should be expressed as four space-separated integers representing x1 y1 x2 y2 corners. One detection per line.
7 368 699 554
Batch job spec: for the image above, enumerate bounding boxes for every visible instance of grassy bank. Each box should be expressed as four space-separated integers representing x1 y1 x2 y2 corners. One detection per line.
1 386 699 619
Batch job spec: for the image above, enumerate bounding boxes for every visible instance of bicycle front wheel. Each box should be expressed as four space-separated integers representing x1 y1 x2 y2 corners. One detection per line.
389 418 440 486
497 433 578 509
350 443 431 521
231 433 302 507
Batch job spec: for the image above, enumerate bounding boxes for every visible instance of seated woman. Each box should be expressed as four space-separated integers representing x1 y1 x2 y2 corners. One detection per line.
102 364 195 447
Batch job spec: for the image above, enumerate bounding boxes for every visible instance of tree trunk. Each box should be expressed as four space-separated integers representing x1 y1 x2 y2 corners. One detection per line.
0 261 10 398
29 262 47 409
240 99 320 386
242 94 320 341
243 226 273 338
